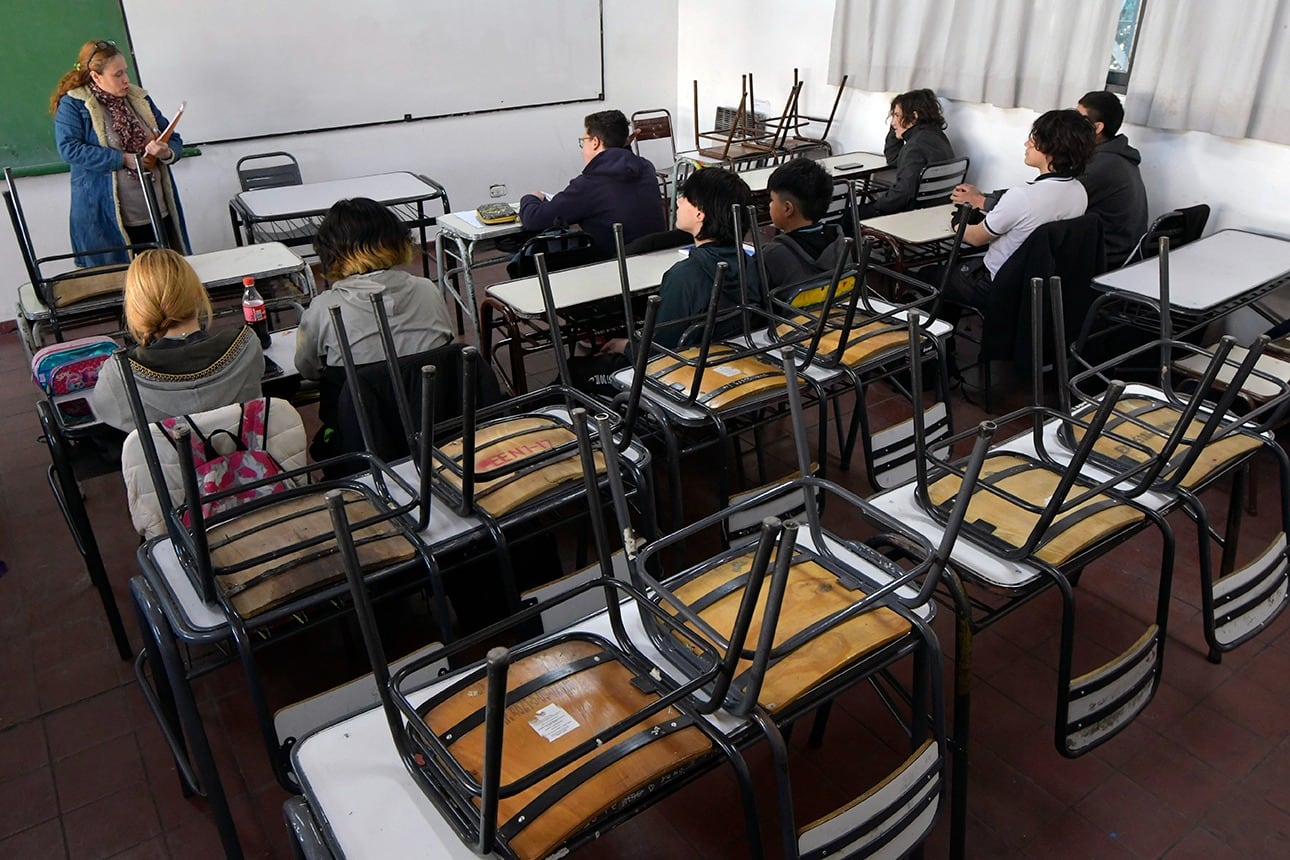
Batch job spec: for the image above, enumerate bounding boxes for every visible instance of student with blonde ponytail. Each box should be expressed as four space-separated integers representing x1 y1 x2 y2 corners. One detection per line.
52 39 189 267
91 250 264 431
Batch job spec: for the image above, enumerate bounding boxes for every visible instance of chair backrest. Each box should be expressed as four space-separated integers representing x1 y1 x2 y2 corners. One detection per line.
914 156 970 208
335 342 503 464
236 151 303 192
630 108 676 170
505 227 600 278
982 213 1105 364
1123 203 1211 266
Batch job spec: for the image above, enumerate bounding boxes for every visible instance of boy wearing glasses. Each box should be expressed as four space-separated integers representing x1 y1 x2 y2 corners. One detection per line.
519 109 665 258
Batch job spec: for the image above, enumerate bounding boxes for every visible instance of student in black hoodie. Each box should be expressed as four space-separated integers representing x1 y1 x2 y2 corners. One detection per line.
761 157 849 291
570 169 757 394
1075 91 1148 268
854 88 956 220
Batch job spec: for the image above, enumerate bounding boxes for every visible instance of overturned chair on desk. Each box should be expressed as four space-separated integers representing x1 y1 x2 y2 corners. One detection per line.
862 279 1230 858
287 345 990 859
602 216 830 528
753 190 969 488
120 341 446 856
5 165 167 350
1058 239 1290 661
341 265 660 625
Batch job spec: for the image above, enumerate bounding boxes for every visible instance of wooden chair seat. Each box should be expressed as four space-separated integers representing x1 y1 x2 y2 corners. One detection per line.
646 345 795 411
665 549 911 712
774 311 908 369
208 488 416 618
417 636 712 860
435 415 607 517
1068 397 1263 489
927 453 1145 567
50 265 128 308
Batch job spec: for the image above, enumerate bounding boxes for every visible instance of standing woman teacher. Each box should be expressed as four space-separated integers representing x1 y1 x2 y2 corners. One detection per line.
51 39 189 267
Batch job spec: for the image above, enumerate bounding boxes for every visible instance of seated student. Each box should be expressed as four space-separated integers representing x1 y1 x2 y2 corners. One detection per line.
854 89 956 221
93 249 264 431
761 157 850 291
954 92 1147 269
939 109 1094 310
518 109 666 257
1073 91 1148 268
602 168 759 355
294 197 454 455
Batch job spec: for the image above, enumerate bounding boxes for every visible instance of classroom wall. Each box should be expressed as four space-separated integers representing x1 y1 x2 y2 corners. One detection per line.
0 0 678 321
676 0 1290 241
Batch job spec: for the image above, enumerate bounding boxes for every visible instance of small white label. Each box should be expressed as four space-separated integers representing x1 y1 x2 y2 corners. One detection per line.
714 365 742 378
529 704 580 742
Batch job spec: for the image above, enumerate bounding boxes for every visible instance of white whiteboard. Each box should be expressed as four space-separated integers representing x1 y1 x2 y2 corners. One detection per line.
122 0 605 144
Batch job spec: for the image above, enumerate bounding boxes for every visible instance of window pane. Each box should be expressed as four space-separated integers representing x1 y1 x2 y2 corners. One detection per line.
1110 0 1144 73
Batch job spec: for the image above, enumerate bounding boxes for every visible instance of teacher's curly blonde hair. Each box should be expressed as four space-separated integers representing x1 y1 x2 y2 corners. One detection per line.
124 249 212 346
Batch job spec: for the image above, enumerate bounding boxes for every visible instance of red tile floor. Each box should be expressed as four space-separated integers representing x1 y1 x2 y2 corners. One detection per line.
2 300 1289 858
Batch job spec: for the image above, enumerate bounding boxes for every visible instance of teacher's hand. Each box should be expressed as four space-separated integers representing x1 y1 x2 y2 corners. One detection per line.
144 139 172 160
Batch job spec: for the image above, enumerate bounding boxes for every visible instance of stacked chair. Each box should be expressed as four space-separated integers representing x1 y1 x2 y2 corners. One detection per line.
1057 239 1290 661
753 188 970 488
603 216 829 528
5 165 164 349
864 271 1289 857
301 339 992 858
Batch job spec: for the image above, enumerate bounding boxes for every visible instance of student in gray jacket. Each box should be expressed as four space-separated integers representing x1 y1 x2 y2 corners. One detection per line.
93 249 263 431
294 197 454 454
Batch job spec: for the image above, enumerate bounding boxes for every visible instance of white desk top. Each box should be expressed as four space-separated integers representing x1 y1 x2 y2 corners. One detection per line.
485 248 678 317
187 242 307 289
859 204 956 245
234 172 442 219
437 203 527 242
17 243 308 320
739 151 887 193
1093 230 1290 312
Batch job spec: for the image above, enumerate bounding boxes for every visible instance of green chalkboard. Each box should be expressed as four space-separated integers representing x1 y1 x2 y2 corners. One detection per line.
0 1 134 175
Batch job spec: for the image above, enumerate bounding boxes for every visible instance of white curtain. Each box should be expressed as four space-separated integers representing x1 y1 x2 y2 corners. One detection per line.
829 0 1122 111
1126 0 1290 144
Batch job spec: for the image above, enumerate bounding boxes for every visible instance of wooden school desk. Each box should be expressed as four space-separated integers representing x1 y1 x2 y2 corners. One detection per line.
227 171 450 278
481 248 680 393
434 204 527 341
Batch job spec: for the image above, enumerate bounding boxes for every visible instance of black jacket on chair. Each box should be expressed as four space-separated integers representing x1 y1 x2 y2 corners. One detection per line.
981 213 1106 368
335 342 503 464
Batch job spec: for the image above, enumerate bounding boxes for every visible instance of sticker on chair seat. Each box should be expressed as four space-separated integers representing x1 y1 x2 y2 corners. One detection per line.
529 703 580 742
713 365 743 377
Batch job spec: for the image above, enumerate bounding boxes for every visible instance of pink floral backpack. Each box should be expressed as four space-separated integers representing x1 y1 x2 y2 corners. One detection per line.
158 398 291 523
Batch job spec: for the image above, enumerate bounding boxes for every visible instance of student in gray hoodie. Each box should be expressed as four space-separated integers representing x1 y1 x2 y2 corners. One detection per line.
294 197 454 447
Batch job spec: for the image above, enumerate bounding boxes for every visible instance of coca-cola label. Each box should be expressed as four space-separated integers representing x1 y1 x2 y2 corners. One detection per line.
243 301 267 323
